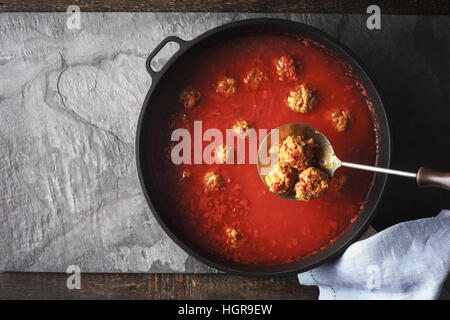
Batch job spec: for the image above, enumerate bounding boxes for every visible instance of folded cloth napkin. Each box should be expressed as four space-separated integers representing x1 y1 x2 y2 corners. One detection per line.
298 210 450 300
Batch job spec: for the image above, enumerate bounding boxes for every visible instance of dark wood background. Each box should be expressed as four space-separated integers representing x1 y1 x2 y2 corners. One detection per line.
0 273 318 299
0 0 449 14
0 0 447 300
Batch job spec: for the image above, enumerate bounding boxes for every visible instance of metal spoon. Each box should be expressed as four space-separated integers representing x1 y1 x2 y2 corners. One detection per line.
257 123 450 201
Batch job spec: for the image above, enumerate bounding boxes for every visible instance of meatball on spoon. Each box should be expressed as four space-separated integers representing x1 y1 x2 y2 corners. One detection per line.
257 123 450 201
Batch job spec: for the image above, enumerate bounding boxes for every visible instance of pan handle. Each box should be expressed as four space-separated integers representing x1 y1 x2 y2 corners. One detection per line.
146 36 186 78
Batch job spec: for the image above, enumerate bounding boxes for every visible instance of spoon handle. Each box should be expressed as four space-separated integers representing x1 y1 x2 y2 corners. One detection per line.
416 167 450 191
341 163 450 191
341 162 417 178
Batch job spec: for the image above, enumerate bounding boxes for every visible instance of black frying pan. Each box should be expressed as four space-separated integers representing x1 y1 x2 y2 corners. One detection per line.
136 18 391 276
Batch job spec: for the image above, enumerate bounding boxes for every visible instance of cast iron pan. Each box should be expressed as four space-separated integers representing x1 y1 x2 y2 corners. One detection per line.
136 18 391 276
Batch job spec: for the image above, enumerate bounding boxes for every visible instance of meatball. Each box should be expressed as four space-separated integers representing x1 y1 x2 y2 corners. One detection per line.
243 68 267 89
295 167 330 201
232 120 252 137
274 55 298 81
179 86 201 109
215 144 233 164
204 171 224 192
225 227 244 249
216 77 237 96
287 85 317 113
265 163 297 195
279 135 315 171
331 110 352 132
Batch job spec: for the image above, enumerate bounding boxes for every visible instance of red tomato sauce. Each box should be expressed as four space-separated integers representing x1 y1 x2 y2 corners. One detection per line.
154 33 378 266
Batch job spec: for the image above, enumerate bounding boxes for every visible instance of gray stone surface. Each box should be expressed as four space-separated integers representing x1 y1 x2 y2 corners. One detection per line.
0 13 448 272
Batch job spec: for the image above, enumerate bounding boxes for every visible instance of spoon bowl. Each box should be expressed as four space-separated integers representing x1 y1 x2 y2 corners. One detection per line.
257 123 341 201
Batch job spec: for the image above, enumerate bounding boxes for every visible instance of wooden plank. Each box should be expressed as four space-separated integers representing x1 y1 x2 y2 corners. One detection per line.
0 0 448 14
0 273 318 300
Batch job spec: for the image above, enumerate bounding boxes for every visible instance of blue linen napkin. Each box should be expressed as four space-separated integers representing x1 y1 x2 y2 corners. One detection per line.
298 210 450 300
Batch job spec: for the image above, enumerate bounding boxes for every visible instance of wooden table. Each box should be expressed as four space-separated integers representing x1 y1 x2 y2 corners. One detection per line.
0 273 319 299
0 0 448 14
0 0 447 300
